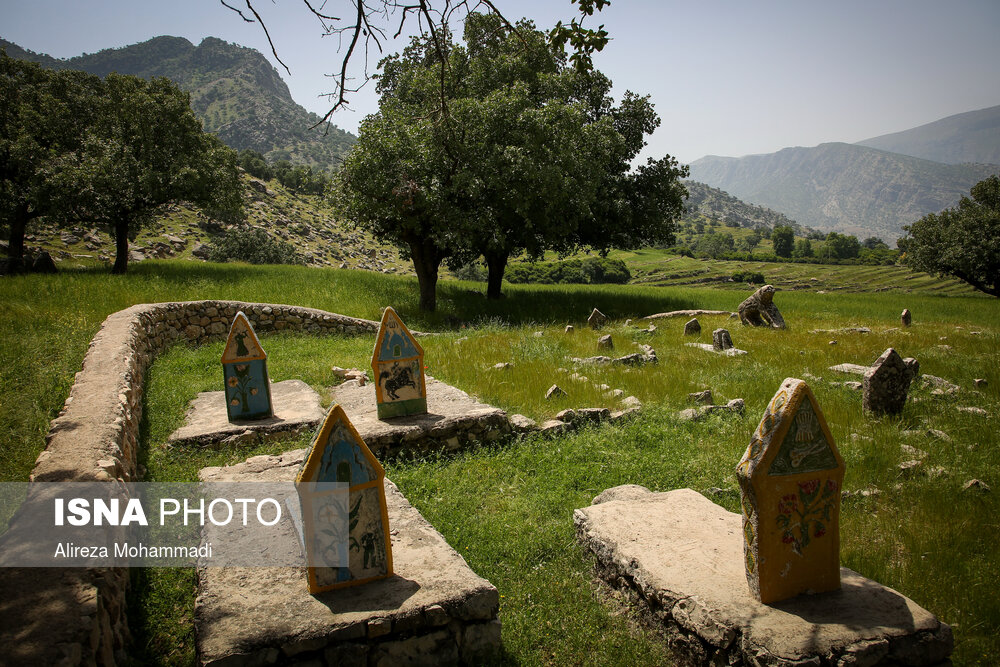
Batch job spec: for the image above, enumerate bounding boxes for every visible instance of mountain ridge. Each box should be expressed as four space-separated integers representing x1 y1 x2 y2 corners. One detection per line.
856 104 1000 165
0 35 356 169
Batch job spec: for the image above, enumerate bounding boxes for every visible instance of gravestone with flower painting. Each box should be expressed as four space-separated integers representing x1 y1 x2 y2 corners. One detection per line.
222 311 273 422
736 378 845 604
295 404 393 593
372 307 427 419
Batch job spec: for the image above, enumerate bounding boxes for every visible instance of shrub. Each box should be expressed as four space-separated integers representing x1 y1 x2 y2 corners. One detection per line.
505 257 631 285
206 227 305 265
731 271 766 284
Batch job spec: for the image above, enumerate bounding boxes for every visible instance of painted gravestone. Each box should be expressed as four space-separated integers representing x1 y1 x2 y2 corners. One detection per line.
221 311 273 421
736 378 845 604
372 306 426 419
296 404 393 593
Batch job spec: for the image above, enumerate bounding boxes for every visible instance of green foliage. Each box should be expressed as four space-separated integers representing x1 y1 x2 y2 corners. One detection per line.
237 149 272 180
731 270 765 284
270 160 330 195
793 238 814 258
505 256 630 285
695 231 735 258
770 224 794 257
206 226 304 265
900 175 1000 296
820 231 861 260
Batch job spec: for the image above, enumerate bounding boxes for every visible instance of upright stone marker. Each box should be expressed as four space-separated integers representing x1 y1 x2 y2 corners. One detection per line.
683 318 701 335
587 308 608 329
901 309 912 326
372 306 427 419
221 311 273 422
296 404 393 593
736 378 845 604
738 285 786 329
713 328 734 351
863 348 911 416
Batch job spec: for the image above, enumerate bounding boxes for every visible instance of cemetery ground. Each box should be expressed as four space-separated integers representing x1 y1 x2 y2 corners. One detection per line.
1 261 998 665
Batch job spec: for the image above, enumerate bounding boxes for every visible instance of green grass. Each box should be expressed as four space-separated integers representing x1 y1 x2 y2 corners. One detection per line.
2 260 999 665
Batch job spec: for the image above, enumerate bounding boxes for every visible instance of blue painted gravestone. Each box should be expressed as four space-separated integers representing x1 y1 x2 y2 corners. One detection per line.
296 404 393 593
372 307 427 419
221 311 273 421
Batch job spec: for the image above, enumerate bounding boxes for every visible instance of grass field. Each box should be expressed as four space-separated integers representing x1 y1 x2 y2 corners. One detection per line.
1 260 998 665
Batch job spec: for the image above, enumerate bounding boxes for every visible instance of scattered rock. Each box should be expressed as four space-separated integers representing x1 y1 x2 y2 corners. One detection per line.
974 378 987 388
620 396 642 409
491 362 512 371
677 399 744 422
863 348 912 416
331 366 349 379
609 406 641 423
597 334 613 350
508 414 538 433
643 309 732 321
829 363 869 375
533 331 544 338
829 340 837 345
712 328 734 351
565 325 574 333
30 251 57 274
962 479 991 493
737 284 786 329
683 318 701 335
901 309 912 326
957 406 988 417
571 355 613 366
557 407 610 425
587 308 608 329
539 419 569 436
900 444 927 459
842 487 881 500
898 460 923 476
688 389 713 405
903 357 920 381
545 385 567 400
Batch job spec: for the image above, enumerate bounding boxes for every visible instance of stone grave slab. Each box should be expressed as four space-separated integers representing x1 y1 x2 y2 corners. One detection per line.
197 451 501 666
574 486 952 666
168 379 325 447
685 342 749 356
829 362 869 375
331 377 510 458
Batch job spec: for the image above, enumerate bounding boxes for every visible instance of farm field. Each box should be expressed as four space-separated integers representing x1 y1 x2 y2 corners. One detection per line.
1 260 998 665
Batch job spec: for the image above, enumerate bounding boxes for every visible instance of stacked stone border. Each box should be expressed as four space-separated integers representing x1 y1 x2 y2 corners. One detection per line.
1 300 380 666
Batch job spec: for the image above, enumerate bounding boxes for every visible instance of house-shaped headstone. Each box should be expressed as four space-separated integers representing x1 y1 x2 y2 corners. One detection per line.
221 311 273 422
863 348 911 416
587 308 608 330
296 404 393 593
736 378 845 604
371 306 426 419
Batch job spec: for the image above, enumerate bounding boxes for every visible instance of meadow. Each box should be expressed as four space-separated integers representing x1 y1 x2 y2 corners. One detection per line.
1 260 998 665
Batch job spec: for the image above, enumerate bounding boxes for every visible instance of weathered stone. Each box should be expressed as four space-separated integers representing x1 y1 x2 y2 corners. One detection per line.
829 363 869 375
900 309 911 326
565 325 574 333
508 414 538 433
902 357 919 382
863 349 912 416
545 384 567 400
737 378 845 604
957 406 988 416
898 460 923 476
620 396 642 409
683 318 701 335
688 389 713 405
962 479 990 493
597 334 614 350
738 284 786 329
197 458 500 667
572 355 613 365
712 328 734 351
31 251 58 273
491 362 512 371
686 342 749 356
974 378 987 388
575 487 950 665
539 419 569 435
587 308 608 329
900 445 927 460
167 380 324 447
643 309 732 320
372 307 427 419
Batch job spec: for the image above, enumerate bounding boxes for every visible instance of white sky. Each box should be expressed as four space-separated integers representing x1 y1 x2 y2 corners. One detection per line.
2 0 999 164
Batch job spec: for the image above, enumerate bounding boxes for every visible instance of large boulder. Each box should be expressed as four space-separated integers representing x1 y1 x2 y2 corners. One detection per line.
738 285 785 329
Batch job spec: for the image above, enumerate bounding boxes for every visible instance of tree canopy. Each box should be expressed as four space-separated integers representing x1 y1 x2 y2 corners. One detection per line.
335 12 686 310
900 175 1000 297
770 224 794 258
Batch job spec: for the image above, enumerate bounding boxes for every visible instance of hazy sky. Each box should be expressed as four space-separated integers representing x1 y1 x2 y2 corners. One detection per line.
2 0 999 164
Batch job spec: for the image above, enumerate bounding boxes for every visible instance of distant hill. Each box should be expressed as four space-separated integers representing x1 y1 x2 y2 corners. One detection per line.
688 143 998 241
857 105 1000 165
681 181 808 234
0 36 356 170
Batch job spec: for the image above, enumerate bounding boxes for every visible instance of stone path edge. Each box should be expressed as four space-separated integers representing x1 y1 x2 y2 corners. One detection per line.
0 300 380 667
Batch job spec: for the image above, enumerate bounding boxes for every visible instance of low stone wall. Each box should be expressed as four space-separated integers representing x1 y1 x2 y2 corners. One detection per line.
0 300 380 666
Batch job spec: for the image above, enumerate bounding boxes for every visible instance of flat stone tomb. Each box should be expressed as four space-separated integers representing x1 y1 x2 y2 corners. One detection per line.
296 404 393 592
222 311 273 421
198 451 501 666
331 376 509 459
167 379 325 447
372 306 427 419
737 378 845 604
574 486 952 666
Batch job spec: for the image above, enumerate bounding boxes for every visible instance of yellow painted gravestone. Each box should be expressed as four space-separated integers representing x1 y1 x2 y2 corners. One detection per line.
372 307 427 419
736 378 845 604
221 311 273 422
296 405 393 593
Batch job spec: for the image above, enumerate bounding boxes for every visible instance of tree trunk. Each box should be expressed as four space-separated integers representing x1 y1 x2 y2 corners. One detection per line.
485 249 509 300
408 239 442 312
4 206 29 275
111 218 129 274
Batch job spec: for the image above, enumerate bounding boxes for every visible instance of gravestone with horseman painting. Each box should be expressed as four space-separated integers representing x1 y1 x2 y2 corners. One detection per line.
295 404 393 593
371 306 427 419
221 311 273 422
735 378 845 604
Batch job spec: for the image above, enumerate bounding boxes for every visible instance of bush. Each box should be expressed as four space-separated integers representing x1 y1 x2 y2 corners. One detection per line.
206 227 305 265
731 271 765 284
505 257 631 285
